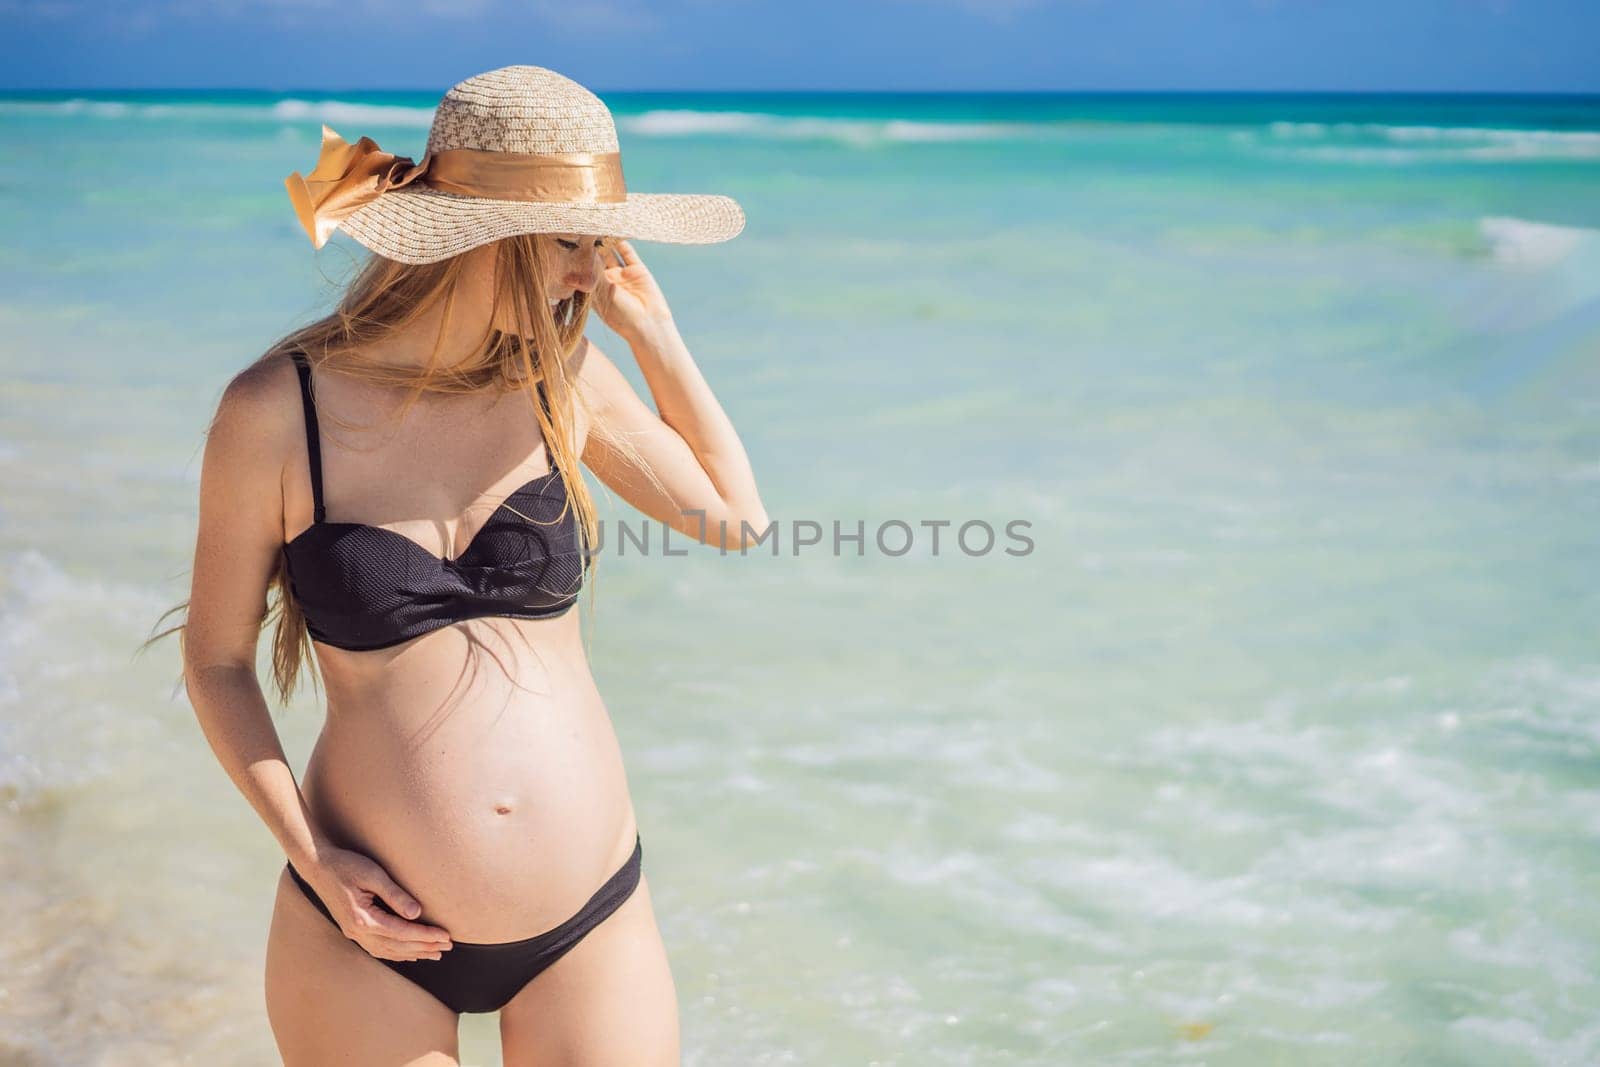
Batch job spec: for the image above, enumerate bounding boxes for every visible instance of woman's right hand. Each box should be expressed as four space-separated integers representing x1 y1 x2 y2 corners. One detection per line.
302 846 455 962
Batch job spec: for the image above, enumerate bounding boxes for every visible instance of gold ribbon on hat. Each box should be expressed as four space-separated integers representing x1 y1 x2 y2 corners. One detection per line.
284 124 628 249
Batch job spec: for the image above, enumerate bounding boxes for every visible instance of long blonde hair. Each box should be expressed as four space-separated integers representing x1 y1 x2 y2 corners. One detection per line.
143 232 652 706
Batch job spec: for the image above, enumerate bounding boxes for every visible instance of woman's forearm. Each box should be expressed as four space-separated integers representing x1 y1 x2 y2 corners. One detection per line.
623 317 768 529
185 663 331 870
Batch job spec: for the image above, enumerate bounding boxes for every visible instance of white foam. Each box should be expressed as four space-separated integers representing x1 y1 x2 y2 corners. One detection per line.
0 97 133 118
621 108 1055 146
624 108 771 136
7 96 1597 162
1381 123 1600 152
269 98 435 128
1449 1014 1599 1062
1268 120 1600 149
1479 215 1593 268
880 119 1040 142
1250 116 1600 165
1260 144 1476 165
1269 120 1327 138
0 96 435 128
0 549 175 805
1050 849 1276 927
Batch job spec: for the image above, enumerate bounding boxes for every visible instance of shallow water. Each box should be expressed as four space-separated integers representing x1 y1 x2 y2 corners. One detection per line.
1 89 1597 1065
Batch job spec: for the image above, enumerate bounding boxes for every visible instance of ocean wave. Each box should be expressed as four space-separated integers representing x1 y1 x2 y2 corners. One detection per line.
268 98 434 128
6 96 1598 160
1478 215 1595 267
1263 144 1600 165
0 95 436 128
621 108 1049 145
0 97 141 119
0 96 1070 145
0 548 172 809
1260 121 1600 162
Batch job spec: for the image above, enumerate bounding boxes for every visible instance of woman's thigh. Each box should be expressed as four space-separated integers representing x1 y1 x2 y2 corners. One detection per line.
264 866 463 1067
498 873 681 1067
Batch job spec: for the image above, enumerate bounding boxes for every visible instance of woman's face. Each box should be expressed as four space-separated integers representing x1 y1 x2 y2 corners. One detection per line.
544 233 607 305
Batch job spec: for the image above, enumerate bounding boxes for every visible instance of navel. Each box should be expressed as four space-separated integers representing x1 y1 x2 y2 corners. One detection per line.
492 800 515 815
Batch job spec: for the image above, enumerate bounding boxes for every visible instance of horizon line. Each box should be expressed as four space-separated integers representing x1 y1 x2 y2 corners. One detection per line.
3 85 1600 98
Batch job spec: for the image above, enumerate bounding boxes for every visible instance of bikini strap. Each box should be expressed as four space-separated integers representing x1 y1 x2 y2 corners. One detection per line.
287 348 327 523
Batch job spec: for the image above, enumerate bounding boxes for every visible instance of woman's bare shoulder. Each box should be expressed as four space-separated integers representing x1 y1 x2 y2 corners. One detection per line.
203 349 304 473
186 350 305 666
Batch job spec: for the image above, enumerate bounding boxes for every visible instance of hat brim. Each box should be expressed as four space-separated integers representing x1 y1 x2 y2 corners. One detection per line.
337 185 746 264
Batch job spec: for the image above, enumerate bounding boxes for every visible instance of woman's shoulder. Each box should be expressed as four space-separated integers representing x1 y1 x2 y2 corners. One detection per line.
204 348 306 462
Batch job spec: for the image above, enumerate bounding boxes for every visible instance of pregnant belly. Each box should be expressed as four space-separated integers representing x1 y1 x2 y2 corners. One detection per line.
299 651 638 943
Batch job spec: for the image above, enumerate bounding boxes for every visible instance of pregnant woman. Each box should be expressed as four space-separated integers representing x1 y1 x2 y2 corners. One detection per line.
175 66 764 1065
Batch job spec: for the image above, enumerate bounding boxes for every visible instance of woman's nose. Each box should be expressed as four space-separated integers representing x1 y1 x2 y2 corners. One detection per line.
566 248 603 292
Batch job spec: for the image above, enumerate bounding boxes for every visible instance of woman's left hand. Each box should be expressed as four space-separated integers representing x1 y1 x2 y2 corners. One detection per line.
592 239 674 341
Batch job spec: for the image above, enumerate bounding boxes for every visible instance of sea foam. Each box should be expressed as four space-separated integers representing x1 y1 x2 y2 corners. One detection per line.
1479 215 1593 267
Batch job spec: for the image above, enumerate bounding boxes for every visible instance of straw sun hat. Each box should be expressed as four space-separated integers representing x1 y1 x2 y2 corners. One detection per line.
285 65 746 264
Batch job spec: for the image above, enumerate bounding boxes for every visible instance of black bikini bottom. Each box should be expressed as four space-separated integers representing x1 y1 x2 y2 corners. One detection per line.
285 833 643 1014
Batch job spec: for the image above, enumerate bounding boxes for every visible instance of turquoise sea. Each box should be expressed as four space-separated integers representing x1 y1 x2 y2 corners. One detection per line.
1 89 1598 1065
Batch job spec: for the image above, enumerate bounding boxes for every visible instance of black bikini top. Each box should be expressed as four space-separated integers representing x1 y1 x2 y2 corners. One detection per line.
281 348 586 652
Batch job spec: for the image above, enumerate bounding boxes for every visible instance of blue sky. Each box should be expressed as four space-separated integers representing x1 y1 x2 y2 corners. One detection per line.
1 0 1595 93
